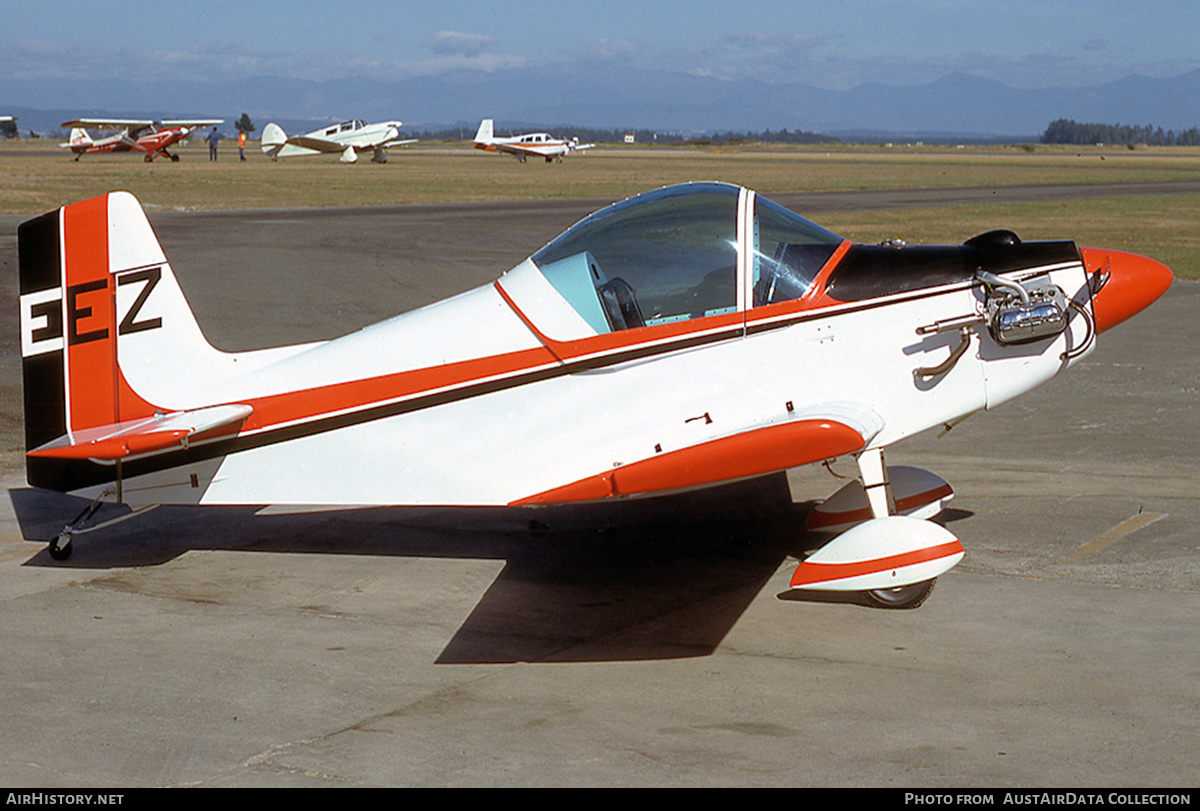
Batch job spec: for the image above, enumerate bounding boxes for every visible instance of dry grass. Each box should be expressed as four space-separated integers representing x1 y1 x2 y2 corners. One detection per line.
3 138 1199 275
4 138 1200 213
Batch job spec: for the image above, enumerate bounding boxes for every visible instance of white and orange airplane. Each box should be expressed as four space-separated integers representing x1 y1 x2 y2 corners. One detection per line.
473 118 594 162
17 184 1171 607
59 118 224 162
260 119 417 163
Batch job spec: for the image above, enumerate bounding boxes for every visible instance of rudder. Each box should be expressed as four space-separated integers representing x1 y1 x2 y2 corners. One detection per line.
474 118 494 144
18 192 219 492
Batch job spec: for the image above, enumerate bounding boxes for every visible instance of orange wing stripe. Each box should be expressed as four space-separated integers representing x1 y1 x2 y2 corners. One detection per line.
513 418 866 505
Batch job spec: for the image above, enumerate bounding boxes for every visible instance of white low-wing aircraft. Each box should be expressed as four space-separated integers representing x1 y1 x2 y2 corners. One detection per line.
18 184 1172 608
58 118 224 161
474 118 594 162
261 119 417 163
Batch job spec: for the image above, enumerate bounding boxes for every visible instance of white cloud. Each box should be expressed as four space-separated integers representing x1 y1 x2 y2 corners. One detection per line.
1 36 527 84
430 31 496 58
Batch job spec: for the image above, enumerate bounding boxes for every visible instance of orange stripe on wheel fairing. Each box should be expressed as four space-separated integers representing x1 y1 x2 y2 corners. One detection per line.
512 418 866 505
789 540 964 588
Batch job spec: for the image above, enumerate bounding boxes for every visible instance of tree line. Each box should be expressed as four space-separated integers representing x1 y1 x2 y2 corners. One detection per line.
410 124 834 145
1041 118 1200 146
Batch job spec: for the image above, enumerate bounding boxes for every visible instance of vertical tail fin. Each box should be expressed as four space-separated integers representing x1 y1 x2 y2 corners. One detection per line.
474 118 494 144
18 192 222 492
260 122 287 157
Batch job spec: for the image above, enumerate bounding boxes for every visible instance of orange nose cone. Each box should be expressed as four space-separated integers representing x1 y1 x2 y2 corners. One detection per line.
1082 247 1173 334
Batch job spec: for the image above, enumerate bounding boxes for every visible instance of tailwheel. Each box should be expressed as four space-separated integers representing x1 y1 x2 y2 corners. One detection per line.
862 578 935 610
48 533 73 561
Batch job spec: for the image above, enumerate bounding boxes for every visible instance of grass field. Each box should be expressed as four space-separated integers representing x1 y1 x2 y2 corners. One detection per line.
4 138 1199 276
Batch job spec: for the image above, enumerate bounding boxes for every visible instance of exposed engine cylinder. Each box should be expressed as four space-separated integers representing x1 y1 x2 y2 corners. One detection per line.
982 274 1069 345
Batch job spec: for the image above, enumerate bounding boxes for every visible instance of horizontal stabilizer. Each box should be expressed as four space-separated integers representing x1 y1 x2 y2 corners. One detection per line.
790 516 963 591
28 404 252 462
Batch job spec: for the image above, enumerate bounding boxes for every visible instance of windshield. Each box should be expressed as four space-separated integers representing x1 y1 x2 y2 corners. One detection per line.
752 195 844 306
532 183 740 331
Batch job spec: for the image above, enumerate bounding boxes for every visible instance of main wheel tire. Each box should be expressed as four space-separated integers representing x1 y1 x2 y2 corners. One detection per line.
862 578 935 609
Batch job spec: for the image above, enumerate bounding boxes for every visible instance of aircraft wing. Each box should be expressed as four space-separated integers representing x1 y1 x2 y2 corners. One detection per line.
514 402 884 505
61 118 155 134
282 134 416 156
161 119 223 128
491 142 543 158
281 135 348 154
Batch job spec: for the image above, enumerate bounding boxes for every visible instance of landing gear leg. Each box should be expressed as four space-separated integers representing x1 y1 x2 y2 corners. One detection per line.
44 498 158 562
854 448 939 608
857 447 895 520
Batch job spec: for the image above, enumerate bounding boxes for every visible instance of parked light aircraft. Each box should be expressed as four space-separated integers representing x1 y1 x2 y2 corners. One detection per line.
17 183 1172 607
474 118 594 162
58 118 224 162
260 120 417 163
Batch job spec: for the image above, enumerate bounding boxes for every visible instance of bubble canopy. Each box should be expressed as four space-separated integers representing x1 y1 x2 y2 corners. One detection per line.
530 183 844 333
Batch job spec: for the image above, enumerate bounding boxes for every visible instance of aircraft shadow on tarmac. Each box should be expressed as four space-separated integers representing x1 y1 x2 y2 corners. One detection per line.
12 474 949 664
9 479 973 664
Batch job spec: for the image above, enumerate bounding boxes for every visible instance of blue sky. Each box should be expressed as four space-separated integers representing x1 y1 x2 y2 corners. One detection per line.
4 0 1198 91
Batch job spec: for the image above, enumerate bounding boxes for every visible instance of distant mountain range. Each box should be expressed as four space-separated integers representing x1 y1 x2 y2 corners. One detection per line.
5 68 1199 140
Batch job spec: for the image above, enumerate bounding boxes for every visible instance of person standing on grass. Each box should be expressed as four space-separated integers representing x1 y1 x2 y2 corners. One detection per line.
207 127 219 161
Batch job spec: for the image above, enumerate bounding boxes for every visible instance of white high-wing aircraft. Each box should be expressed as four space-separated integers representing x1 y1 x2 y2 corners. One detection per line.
474 118 594 162
17 184 1172 608
260 119 417 163
58 118 224 162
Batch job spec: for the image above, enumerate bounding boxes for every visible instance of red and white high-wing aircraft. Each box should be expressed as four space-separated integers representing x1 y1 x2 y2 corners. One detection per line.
260 120 417 163
58 118 224 162
474 118 594 162
17 184 1172 607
